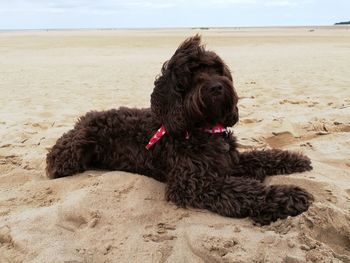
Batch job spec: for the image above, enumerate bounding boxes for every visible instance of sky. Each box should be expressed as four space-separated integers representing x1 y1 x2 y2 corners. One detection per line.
0 0 349 29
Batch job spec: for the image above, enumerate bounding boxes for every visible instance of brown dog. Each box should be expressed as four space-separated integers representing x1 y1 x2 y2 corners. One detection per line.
46 35 313 225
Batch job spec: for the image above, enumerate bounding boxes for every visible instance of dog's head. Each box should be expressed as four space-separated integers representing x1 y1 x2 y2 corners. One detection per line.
151 35 239 136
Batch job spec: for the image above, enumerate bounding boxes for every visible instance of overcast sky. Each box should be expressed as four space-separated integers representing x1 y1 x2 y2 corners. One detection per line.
0 0 349 29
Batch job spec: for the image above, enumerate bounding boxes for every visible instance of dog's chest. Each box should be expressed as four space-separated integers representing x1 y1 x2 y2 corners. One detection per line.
181 133 237 166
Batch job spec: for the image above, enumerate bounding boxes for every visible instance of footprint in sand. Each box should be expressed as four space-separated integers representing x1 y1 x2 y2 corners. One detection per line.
345 189 350 204
324 188 338 204
0 225 13 245
0 208 11 216
300 142 314 149
0 225 28 261
31 122 50 129
112 185 134 202
264 216 296 235
237 137 266 149
306 120 350 134
201 236 239 257
0 155 22 166
240 118 262 124
56 209 101 232
0 155 22 173
265 131 297 148
345 189 350 201
3 187 60 211
279 99 319 107
143 223 177 243
300 206 350 261
25 187 60 208
186 234 240 262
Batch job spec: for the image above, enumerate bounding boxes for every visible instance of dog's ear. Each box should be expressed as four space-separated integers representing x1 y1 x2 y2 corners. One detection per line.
173 34 202 57
150 61 187 136
222 63 233 81
150 79 186 136
167 34 203 93
150 35 203 136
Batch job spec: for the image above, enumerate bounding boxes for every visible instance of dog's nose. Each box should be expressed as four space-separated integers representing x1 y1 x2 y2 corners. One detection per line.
209 83 223 94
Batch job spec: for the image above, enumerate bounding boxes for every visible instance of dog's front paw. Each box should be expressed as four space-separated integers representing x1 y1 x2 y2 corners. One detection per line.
46 150 70 179
274 150 313 174
287 152 313 173
46 144 84 179
252 185 314 225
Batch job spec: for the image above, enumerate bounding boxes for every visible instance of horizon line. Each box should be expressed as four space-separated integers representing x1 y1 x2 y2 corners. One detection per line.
1 24 349 32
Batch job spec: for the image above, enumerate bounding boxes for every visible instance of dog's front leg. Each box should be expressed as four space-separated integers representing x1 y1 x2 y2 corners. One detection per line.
46 128 95 179
231 149 313 182
165 159 313 225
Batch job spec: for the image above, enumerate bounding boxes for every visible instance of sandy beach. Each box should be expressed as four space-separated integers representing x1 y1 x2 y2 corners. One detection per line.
0 27 350 262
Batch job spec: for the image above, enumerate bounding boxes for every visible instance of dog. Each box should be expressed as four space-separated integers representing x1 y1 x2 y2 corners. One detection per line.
46 35 313 225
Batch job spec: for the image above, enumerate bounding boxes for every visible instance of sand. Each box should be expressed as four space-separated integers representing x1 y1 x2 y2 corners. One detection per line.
0 27 350 262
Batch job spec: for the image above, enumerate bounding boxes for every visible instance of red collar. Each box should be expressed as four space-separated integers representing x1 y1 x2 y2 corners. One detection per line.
145 123 227 150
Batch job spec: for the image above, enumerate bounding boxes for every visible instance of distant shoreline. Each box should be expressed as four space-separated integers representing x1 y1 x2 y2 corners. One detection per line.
1 25 350 33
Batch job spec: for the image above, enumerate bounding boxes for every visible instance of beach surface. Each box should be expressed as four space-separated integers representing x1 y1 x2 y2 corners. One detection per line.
0 27 350 262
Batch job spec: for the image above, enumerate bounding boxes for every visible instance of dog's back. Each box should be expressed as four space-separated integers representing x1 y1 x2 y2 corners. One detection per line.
46 107 167 181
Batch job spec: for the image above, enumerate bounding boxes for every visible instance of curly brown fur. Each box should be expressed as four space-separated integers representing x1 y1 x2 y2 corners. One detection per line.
46 35 313 225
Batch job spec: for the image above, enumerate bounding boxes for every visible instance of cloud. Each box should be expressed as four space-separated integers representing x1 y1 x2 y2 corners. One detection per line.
1 0 346 29
264 0 298 7
0 0 170 14
0 0 315 15
0 0 262 14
